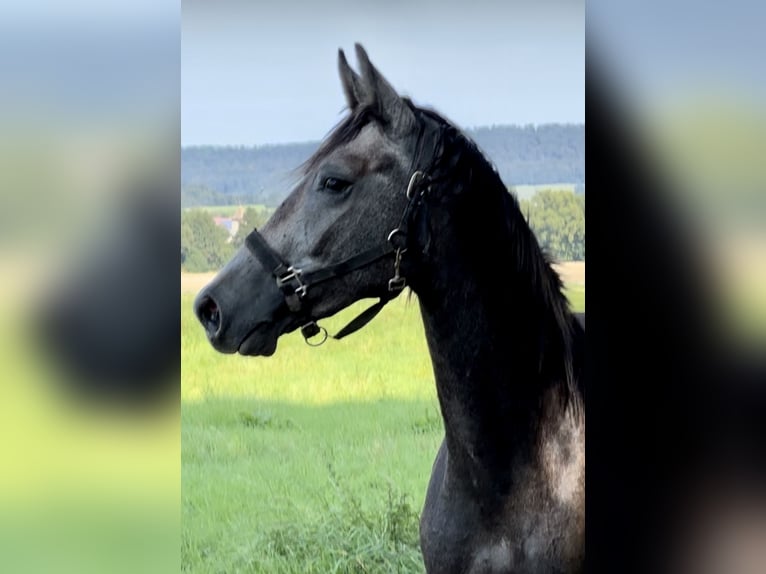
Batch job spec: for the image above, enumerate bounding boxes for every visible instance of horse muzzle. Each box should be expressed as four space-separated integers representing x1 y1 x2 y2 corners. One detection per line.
193 249 295 356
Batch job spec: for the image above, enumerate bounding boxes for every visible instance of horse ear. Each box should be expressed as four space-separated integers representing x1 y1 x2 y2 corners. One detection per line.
338 48 365 110
354 43 416 133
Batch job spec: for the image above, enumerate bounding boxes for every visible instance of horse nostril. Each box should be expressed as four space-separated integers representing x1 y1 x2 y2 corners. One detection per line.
194 293 221 336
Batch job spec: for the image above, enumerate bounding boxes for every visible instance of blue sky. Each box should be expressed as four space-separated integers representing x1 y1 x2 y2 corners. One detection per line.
587 0 766 114
182 0 584 146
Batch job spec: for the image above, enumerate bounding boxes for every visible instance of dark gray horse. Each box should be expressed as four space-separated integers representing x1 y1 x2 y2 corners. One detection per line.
194 44 584 574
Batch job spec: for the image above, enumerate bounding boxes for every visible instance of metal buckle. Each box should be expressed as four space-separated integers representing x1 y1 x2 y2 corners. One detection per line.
276 266 307 298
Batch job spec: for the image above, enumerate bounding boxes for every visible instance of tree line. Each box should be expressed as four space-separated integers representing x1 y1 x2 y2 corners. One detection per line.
181 206 272 272
181 189 584 273
182 123 584 208
519 188 585 261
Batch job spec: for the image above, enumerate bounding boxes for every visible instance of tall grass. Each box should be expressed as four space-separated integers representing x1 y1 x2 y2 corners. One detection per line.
182 286 585 573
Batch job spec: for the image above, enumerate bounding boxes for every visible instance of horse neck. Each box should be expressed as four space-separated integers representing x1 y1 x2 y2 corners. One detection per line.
414 174 581 490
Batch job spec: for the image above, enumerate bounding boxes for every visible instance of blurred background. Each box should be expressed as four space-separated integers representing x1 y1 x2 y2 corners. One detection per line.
0 2 179 573
588 0 765 353
588 2 765 573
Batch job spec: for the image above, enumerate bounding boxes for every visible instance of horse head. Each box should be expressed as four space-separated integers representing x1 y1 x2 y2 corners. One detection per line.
194 44 433 356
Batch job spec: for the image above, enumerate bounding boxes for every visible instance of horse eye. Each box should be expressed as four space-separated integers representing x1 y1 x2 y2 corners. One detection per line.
321 177 351 194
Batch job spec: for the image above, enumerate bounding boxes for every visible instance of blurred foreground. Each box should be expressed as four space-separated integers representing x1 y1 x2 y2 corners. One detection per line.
0 3 179 573
587 6 766 571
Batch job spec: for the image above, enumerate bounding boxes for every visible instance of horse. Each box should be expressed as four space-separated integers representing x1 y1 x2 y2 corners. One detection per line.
194 44 585 574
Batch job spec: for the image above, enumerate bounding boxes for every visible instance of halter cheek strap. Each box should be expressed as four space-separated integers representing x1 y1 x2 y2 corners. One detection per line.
244 169 433 345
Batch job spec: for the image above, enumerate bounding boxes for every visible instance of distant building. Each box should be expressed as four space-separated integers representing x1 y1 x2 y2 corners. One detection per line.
212 207 245 242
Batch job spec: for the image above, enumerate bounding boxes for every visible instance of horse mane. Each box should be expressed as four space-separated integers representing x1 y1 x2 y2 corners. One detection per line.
412 102 584 414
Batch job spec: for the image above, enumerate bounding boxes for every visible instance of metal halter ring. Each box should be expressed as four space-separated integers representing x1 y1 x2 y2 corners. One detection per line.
387 227 407 250
406 171 426 200
301 322 328 346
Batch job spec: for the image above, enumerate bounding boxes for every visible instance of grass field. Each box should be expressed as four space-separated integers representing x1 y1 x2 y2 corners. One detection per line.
181 278 585 573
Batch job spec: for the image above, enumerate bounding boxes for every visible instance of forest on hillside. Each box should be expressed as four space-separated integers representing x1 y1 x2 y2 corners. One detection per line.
182 123 584 207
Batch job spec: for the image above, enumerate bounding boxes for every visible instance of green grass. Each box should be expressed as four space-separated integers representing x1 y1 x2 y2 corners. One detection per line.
566 285 585 313
182 286 585 573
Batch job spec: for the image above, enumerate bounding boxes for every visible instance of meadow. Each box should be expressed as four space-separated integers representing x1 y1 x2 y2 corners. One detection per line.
182 274 585 573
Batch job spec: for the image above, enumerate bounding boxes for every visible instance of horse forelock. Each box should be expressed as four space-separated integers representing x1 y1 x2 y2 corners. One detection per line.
300 104 383 175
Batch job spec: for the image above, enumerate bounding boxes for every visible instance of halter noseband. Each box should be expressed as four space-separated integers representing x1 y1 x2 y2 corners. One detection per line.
244 111 441 345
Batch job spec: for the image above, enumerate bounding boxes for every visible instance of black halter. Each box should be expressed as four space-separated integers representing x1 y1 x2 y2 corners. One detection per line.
244 111 442 345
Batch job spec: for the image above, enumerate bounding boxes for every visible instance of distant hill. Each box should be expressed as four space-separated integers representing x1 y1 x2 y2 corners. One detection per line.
182 123 584 207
